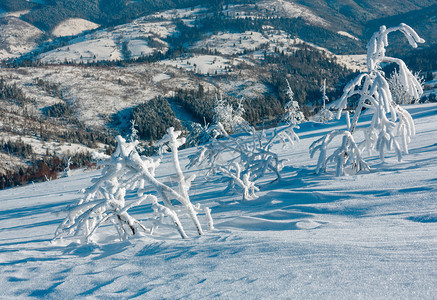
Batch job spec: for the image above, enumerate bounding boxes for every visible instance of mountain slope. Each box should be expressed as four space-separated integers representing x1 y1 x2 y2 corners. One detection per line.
0 103 436 298
0 17 42 60
296 0 436 36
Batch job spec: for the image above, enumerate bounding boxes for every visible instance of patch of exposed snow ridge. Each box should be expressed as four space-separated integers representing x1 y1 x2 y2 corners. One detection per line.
337 31 359 40
0 10 30 18
260 0 329 27
52 18 100 37
39 19 175 63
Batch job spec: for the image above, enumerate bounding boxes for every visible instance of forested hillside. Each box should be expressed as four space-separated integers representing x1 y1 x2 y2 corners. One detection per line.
0 1 435 190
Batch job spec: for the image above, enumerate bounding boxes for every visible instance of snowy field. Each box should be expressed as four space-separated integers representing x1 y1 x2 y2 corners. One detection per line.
0 103 437 298
52 18 100 38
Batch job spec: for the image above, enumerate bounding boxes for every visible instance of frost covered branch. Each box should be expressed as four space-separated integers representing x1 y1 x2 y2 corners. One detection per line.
311 24 424 176
188 121 298 200
213 94 250 133
54 128 212 243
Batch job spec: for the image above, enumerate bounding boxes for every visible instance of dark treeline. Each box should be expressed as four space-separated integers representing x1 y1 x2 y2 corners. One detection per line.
0 151 94 190
0 77 34 106
0 0 39 12
17 0 257 31
43 102 74 118
1 139 34 159
20 0 205 31
401 44 437 73
131 96 182 141
33 78 64 98
171 86 284 127
264 45 354 111
172 85 215 124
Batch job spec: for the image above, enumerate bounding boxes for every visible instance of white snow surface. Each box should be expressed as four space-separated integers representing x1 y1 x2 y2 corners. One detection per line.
52 18 100 37
1 103 437 298
37 7 207 64
161 54 236 75
335 54 368 72
39 19 177 63
337 31 359 41
193 31 269 55
0 10 30 18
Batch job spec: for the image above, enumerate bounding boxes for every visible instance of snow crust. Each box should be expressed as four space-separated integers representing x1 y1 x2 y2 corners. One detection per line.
52 18 100 37
1 103 437 298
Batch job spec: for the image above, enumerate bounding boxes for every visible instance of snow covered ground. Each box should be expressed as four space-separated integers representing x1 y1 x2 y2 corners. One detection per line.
337 31 359 41
224 0 328 28
0 64 201 128
0 17 42 60
52 18 100 38
39 19 177 64
0 103 436 298
0 10 30 19
161 54 236 76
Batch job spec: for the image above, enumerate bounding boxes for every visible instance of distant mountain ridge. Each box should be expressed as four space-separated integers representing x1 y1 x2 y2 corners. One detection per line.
1 0 436 39
0 0 435 188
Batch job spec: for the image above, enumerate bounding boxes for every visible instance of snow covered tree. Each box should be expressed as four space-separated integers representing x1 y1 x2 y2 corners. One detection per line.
389 69 424 104
310 24 424 176
54 128 213 243
213 95 250 133
128 119 139 143
315 79 334 123
184 120 212 147
188 84 302 200
62 157 72 178
282 79 305 125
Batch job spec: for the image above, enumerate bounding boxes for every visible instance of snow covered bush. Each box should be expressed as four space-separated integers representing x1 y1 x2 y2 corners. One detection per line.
184 121 212 147
188 121 299 201
188 84 302 200
213 95 250 133
62 157 72 178
54 128 213 243
310 24 424 176
282 79 305 125
315 79 334 123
